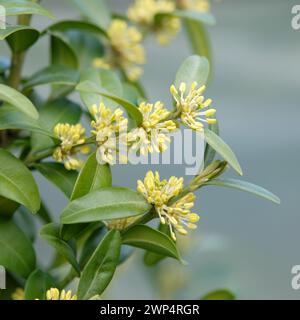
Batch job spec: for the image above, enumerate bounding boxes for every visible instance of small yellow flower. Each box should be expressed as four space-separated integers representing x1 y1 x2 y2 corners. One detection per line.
11 288 25 300
137 171 199 240
91 103 128 165
170 81 216 131
127 101 177 155
53 123 89 170
177 0 210 12
46 288 77 300
108 19 145 81
127 0 181 45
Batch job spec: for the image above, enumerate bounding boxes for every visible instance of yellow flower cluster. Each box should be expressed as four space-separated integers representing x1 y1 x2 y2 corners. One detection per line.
127 101 177 155
46 288 77 300
127 0 181 45
170 81 216 131
53 123 89 170
108 19 145 81
91 103 128 165
137 171 200 240
177 0 210 12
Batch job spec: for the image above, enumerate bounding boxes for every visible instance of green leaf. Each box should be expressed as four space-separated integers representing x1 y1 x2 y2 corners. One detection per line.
78 229 121 300
35 163 78 198
174 55 209 90
69 0 111 29
143 223 170 266
61 152 111 241
49 32 78 69
0 218 36 277
61 187 151 224
202 289 235 300
23 66 79 91
184 20 212 66
40 223 80 275
0 25 39 53
0 196 19 218
123 225 180 260
79 68 123 111
46 20 107 37
0 84 39 119
77 80 143 126
24 269 55 300
204 122 219 167
0 149 40 213
71 152 112 200
0 0 55 19
203 178 280 204
0 106 53 136
204 128 243 176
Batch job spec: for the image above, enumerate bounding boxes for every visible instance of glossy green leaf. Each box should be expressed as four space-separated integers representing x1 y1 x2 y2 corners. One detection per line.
0 149 40 213
4 26 39 53
202 289 235 300
46 20 107 37
0 84 39 119
50 31 78 69
204 128 243 176
69 0 111 29
79 68 123 111
0 218 36 277
78 229 121 300
184 20 212 66
0 196 19 218
40 223 80 275
23 66 79 91
123 225 180 260
71 152 112 200
24 269 55 300
77 80 143 126
174 55 209 90
35 163 78 198
0 0 55 19
204 122 219 167
203 178 280 204
0 106 53 136
61 187 151 224
61 152 111 241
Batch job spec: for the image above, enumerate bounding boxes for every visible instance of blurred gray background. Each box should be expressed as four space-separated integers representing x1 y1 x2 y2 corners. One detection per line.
1 0 299 299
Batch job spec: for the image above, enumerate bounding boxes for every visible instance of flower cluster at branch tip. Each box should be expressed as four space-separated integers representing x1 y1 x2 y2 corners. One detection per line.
53 123 90 170
108 19 145 81
170 81 216 131
127 101 177 155
137 171 200 240
91 103 128 166
45 288 77 300
127 0 181 45
177 0 210 12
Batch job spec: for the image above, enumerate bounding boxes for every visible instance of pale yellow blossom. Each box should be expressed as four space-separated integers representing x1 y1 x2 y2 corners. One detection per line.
127 0 181 45
46 288 77 300
11 288 24 300
91 103 128 165
177 0 210 12
137 171 200 240
127 101 177 155
53 123 89 170
170 81 216 131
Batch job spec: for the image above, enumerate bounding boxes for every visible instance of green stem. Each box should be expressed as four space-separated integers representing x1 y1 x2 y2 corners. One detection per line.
59 269 77 289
